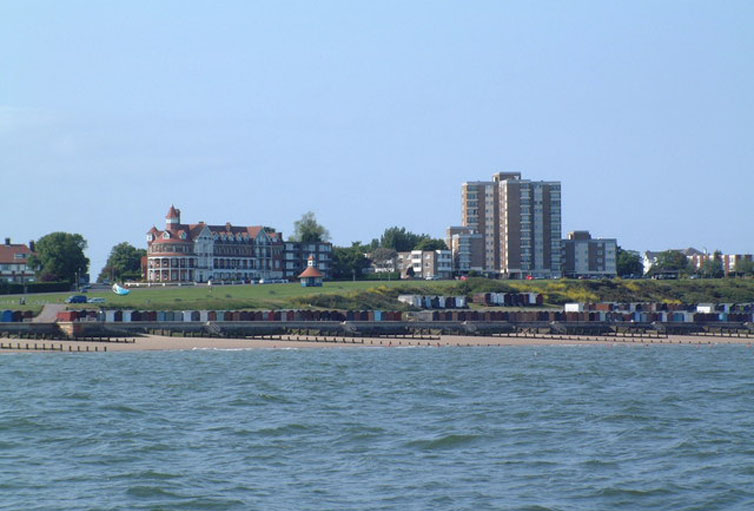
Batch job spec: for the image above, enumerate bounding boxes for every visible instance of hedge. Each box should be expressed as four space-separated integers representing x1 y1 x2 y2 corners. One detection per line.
0 281 71 295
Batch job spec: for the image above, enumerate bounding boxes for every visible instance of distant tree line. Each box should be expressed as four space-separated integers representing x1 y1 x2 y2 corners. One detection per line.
287 213 448 280
29 215 753 287
329 226 448 280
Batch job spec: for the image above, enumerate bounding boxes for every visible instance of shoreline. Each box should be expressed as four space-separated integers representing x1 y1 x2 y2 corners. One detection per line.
1 333 753 353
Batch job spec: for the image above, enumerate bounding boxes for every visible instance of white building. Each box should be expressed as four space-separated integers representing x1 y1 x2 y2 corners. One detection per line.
397 250 453 279
146 206 284 283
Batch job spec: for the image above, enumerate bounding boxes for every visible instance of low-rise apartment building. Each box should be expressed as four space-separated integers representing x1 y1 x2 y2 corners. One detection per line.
687 252 753 276
561 231 617 278
397 250 453 279
282 241 332 280
446 226 485 275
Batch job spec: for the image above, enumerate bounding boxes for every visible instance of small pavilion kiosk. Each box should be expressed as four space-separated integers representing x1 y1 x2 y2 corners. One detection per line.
298 255 324 287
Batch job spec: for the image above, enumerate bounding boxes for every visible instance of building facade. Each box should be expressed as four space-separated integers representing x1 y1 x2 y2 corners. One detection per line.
687 252 753 276
561 231 617 278
397 250 453 279
446 226 484 275
146 206 284 283
0 238 36 284
461 172 562 278
283 241 332 280
644 248 703 275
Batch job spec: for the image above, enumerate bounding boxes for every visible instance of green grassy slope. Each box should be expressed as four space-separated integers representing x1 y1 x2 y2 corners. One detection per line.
3 278 754 315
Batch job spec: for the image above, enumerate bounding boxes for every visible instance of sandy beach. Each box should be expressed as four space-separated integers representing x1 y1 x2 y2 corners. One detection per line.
2 332 753 353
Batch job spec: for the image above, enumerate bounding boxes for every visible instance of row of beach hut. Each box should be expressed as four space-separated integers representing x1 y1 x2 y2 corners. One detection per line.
45 308 754 325
1 310 34 323
396 295 467 309
564 302 754 313
57 309 407 323
472 292 544 307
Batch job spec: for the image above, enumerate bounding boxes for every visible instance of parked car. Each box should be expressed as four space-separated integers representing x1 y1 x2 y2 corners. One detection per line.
65 295 88 304
87 297 106 304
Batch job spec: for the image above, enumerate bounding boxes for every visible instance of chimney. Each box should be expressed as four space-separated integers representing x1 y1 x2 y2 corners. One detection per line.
4 238 10 246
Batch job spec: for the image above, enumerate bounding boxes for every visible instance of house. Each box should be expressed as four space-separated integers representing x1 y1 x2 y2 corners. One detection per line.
0 238 36 283
146 206 284 283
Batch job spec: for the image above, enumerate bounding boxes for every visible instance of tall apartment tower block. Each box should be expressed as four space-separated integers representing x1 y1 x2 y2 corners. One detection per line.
461 172 562 278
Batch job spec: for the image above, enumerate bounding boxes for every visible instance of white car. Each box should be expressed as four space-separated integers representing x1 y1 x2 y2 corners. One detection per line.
87 297 106 303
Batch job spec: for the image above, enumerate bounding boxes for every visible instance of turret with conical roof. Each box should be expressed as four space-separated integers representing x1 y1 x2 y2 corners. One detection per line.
166 205 181 230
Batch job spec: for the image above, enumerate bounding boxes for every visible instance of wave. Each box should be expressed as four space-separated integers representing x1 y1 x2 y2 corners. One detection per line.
100 404 146 415
406 433 482 450
125 485 184 499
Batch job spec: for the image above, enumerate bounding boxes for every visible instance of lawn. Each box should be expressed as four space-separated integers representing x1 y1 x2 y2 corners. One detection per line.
4 277 754 316
0 280 459 313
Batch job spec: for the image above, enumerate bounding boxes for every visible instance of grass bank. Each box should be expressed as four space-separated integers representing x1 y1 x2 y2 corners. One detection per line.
3 278 754 315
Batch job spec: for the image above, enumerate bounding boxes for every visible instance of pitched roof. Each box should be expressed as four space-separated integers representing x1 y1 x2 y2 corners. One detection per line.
150 207 283 246
150 236 192 245
298 266 324 279
0 244 33 264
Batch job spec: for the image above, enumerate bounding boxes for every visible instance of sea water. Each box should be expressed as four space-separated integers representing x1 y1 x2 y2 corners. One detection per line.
1 345 753 510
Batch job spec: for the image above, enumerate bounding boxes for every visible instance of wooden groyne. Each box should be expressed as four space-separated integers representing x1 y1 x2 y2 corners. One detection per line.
0 341 108 352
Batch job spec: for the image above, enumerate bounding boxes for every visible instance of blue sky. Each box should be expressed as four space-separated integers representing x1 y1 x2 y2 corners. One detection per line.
2 1 753 277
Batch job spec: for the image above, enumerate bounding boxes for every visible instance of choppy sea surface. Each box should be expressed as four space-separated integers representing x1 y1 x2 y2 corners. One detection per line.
2 345 754 510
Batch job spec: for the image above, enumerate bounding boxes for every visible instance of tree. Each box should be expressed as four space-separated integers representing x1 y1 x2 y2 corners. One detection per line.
734 259 754 277
616 247 643 277
331 243 371 280
697 251 725 279
380 227 427 252
370 247 398 273
290 212 330 243
28 232 89 283
650 250 693 276
414 238 448 251
98 242 147 282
